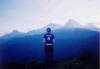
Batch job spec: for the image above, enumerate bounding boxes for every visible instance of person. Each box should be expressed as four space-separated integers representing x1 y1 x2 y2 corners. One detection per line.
43 27 55 68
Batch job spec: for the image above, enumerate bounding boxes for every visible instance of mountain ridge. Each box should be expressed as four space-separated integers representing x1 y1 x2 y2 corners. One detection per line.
0 19 100 39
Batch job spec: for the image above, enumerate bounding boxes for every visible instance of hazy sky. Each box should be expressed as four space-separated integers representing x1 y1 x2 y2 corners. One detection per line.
0 0 100 36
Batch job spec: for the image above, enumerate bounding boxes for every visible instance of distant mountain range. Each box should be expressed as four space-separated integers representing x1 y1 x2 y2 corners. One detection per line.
27 23 62 35
0 19 99 63
0 19 100 40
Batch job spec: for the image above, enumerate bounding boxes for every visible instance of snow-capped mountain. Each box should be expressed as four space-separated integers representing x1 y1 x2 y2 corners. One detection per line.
0 19 100 40
64 19 100 32
64 19 84 28
43 23 62 30
0 23 61 40
85 23 100 32
27 23 61 35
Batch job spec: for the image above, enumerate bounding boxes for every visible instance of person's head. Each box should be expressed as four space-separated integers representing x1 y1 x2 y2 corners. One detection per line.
47 27 51 33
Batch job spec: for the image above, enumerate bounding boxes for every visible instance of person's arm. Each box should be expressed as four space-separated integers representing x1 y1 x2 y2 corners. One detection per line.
53 39 55 43
52 34 55 43
43 38 46 43
43 34 46 43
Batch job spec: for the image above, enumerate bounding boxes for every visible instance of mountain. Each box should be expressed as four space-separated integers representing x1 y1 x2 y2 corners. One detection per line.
27 23 61 35
0 19 100 44
1 30 25 38
64 19 100 32
0 30 25 44
0 19 99 63
43 23 62 30
0 24 99 63
64 19 84 28
85 23 100 32
0 23 61 43
0 19 100 38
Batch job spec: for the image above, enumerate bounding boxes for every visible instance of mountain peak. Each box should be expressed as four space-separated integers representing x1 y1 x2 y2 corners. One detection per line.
43 23 61 30
64 19 82 28
27 23 61 35
45 23 60 28
67 19 78 24
12 30 19 33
